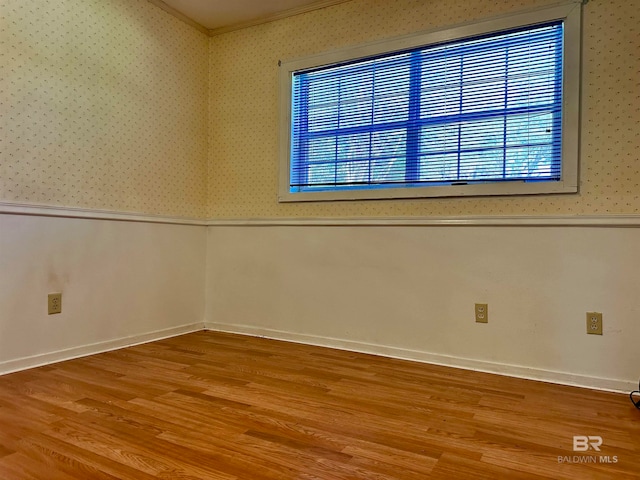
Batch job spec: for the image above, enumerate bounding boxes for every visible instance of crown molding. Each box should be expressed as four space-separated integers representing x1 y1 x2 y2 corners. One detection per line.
147 0 353 37
207 0 353 36
146 0 210 35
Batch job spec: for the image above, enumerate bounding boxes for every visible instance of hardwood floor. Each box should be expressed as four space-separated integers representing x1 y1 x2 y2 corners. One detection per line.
0 331 638 479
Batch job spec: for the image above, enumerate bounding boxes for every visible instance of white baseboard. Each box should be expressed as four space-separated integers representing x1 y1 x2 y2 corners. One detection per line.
204 322 634 394
0 323 205 376
2 321 633 393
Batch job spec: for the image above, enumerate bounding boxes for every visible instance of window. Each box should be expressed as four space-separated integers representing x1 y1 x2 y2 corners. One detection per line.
278 3 581 202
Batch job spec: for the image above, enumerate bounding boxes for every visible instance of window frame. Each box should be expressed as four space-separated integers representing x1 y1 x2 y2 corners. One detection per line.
278 2 581 202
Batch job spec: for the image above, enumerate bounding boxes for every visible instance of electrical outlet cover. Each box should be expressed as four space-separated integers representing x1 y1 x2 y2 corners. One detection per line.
475 303 488 323
586 312 602 335
48 293 62 315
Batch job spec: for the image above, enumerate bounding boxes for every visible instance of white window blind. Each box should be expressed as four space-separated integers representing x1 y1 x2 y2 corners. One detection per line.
290 22 564 193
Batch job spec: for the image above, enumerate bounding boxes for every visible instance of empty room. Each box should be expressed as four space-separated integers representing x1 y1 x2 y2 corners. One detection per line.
1 0 639 478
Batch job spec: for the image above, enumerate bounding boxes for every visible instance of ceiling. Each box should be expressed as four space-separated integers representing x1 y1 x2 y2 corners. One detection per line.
156 0 350 34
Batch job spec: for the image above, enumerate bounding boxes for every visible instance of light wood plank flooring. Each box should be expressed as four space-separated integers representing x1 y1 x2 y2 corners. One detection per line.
0 331 638 479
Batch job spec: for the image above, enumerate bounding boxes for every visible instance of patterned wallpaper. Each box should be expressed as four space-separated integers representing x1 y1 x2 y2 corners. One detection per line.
208 0 640 218
1 0 209 218
2 0 638 219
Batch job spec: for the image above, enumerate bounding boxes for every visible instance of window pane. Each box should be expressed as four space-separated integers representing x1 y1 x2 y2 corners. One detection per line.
507 74 557 108
421 55 462 118
506 144 556 178
308 104 338 132
308 137 336 163
371 129 407 182
339 73 373 128
337 161 369 184
506 112 554 147
373 56 410 124
461 48 506 113
338 133 370 160
308 76 338 106
507 35 559 108
286 16 570 198
373 89 409 124
307 76 339 132
421 124 459 154
459 149 505 180
460 117 504 151
372 157 406 182
372 129 406 157
420 153 459 181
307 163 335 186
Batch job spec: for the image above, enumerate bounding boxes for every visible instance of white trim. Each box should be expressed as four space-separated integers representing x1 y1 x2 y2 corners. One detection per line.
148 0 354 36
146 0 210 35
204 322 634 393
278 2 582 202
280 2 581 73
0 202 207 226
206 215 640 227
0 323 205 376
1 321 632 392
3 204 640 227
208 0 354 36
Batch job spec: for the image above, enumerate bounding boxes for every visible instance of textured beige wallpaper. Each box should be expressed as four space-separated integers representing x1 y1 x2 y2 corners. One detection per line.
1 0 209 217
3 0 637 219
208 0 640 218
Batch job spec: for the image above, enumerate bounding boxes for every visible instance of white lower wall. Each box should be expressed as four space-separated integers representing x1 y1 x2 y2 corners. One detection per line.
0 212 207 373
3 213 638 392
205 223 640 392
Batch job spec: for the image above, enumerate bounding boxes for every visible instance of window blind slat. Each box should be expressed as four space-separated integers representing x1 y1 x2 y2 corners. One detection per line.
291 22 564 191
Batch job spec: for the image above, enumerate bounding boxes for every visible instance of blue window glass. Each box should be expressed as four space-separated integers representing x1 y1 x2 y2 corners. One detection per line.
289 22 564 193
